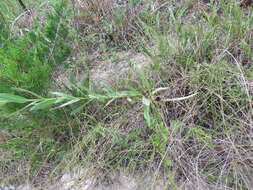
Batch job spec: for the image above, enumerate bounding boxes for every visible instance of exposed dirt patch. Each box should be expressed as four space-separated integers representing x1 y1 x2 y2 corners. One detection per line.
52 50 152 90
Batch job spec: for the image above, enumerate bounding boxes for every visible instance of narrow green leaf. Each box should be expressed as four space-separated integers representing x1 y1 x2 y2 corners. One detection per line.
152 87 170 95
162 93 198 102
55 97 67 103
142 96 151 106
12 88 43 98
68 82 89 96
106 91 140 98
0 93 29 103
7 101 39 117
88 93 108 100
50 92 75 99
168 8 176 22
54 98 80 109
144 105 151 127
31 99 57 111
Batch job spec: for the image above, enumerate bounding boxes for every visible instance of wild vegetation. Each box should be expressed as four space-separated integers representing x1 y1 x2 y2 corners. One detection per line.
0 0 253 189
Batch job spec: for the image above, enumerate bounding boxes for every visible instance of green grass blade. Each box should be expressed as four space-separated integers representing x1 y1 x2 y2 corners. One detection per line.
0 93 30 103
30 99 57 111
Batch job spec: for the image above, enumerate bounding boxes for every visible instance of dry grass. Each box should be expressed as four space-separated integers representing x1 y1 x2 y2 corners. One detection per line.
1 0 253 189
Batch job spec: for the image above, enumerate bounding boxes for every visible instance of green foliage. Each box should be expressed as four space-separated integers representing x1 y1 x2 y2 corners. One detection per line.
0 0 71 110
31 0 71 65
0 39 51 94
0 0 70 89
0 0 72 176
0 19 8 43
1 0 253 188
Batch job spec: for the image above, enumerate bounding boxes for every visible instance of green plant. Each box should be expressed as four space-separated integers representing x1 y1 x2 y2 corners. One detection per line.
0 84 197 116
0 0 71 104
0 81 197 180
1 0 253 189
0 0 72 179
0 39 50 94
